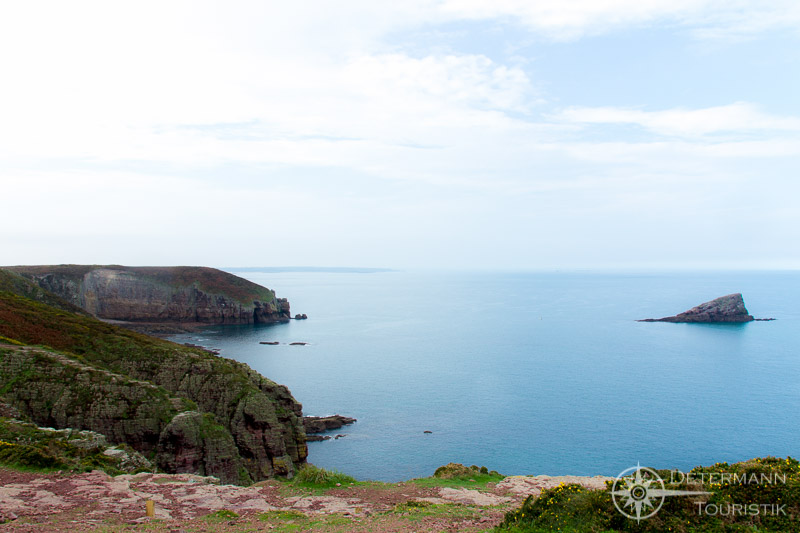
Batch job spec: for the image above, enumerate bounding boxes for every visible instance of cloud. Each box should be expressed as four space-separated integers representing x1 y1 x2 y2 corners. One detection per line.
342 54 535 114
438 0 800 40
1 1 798 268
554 103 800 138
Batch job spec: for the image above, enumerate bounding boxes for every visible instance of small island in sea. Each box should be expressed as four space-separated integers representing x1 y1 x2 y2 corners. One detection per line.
1 266 795 531
638 293 774 323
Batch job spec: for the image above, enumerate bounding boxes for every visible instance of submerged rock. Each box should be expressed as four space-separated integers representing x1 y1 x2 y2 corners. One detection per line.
638 293 758 323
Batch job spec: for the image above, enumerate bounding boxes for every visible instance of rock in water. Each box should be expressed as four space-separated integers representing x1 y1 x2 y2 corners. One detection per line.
639 293 755 323
303 415 356 434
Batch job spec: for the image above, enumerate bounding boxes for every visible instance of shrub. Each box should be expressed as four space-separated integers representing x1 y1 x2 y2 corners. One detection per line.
497 457 800 533
293 464 357 487
434 462 500 479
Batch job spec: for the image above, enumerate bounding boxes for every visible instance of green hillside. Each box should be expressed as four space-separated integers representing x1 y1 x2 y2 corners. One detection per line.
0 268 307 483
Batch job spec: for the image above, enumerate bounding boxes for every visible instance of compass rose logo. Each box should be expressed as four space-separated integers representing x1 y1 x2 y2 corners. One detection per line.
611 463 712 522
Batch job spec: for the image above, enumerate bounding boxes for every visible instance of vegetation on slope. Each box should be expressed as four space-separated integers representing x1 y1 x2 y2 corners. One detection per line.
6 265 276 306
0 269 307 483
0 415 150 475
0 269 88 315
0 345 179 451
498 457 800 533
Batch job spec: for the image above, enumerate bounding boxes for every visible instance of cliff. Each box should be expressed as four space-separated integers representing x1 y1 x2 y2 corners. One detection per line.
0 269 307 484
0 395 154 474
638 293 755 323
5 265 290 325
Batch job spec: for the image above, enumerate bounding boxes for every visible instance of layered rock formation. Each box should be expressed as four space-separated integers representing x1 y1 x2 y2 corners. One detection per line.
0 269 307 484
639 293 756 323
0 345 178 455
6 265 290 325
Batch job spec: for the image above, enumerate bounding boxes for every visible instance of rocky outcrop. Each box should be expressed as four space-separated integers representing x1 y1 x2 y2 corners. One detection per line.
639 293 756 323
6 265 290 325
0 345 178 454
303 415 356 434
0 269 308 484
156 411 245 483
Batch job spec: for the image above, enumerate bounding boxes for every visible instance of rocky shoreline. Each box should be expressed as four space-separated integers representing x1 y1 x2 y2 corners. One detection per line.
303 415 357 441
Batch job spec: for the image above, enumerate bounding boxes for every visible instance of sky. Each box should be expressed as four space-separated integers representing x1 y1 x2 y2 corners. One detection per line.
1 1 799 270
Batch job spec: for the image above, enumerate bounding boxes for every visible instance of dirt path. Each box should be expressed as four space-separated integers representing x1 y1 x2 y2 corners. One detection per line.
0 468 613 532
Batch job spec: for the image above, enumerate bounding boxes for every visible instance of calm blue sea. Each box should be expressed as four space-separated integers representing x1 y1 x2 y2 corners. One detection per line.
169 270 800 482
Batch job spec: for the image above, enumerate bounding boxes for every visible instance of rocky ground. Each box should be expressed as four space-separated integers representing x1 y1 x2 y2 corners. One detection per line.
0 468 613 532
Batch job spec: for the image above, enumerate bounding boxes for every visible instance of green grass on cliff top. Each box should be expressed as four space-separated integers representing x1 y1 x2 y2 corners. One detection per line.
4 265 276 305
409 463 505 490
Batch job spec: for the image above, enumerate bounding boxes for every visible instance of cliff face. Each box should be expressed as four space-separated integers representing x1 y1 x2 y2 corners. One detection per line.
7 265 290 325
0 269 307 484
639 293 755 323
0 345 177 454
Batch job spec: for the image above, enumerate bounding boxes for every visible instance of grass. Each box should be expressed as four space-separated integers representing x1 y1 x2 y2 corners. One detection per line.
411 471 506 490
388 499 482 519
257 510 361 532
259 510 309 521
202 509 240 522
410 462 506 490
291 464 358 488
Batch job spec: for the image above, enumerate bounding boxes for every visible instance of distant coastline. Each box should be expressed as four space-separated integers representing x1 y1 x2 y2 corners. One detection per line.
225 266 398 274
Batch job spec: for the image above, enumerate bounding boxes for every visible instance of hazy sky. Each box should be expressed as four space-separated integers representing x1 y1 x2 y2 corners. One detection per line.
1 1 799 270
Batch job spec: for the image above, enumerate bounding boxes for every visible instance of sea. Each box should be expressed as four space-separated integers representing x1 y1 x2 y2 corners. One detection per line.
168 270 800 482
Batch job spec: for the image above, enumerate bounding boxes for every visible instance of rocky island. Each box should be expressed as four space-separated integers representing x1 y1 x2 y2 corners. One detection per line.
638 293 771 323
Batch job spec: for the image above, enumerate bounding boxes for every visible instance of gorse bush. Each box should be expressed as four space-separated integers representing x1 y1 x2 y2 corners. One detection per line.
497 457 800 533
499 483 622 533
